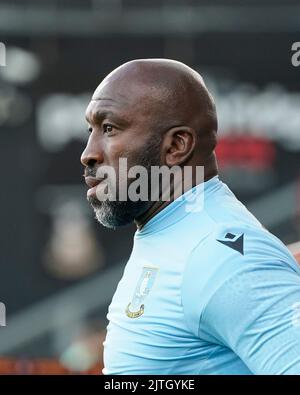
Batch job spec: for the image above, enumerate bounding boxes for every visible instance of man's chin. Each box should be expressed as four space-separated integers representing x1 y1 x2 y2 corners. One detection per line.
88 196 149 229
93 206 122 229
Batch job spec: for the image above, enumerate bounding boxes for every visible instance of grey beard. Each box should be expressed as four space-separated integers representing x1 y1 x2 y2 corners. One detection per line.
88 196 152 229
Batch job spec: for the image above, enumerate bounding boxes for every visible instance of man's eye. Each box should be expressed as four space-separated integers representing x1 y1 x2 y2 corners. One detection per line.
87 127 93 134
103 124 114 134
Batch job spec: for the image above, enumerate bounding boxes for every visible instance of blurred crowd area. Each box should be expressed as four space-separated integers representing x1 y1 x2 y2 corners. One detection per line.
0 0 300 374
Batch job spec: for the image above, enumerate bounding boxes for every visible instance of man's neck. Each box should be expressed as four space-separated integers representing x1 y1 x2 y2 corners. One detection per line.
135 164 218 230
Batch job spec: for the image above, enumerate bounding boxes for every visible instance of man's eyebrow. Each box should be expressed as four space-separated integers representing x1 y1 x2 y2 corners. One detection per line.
85 109 128 125
91 97 117 102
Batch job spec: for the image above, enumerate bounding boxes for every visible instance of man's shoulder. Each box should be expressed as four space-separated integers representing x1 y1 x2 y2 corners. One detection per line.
189 219 296 271
183 219 299 305
187 179 288 261
203 179 263 228
181 220 299 336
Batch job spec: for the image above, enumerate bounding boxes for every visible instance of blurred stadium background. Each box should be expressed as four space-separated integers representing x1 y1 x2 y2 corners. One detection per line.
0 0 300 374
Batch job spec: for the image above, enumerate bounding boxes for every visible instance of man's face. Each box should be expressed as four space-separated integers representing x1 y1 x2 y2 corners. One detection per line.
81 76 163 228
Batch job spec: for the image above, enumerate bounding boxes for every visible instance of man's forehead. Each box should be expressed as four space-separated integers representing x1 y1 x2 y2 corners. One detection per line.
92 83 128 102
90 76 144 109
85 93 137 124
92 72 142 100
92 77 115 99
87 84 162 121
85 99 119 121
85 79 127 118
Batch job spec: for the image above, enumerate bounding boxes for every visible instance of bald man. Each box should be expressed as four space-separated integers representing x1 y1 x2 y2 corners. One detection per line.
81 59 300 375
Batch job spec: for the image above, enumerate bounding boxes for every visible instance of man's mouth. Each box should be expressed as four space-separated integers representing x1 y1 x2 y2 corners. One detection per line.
84 176 104 198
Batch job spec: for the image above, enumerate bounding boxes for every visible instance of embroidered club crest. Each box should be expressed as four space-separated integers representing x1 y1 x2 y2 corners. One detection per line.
126 266 158 318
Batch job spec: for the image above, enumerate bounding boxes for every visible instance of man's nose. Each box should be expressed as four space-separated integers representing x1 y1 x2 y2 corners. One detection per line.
80 134 104 167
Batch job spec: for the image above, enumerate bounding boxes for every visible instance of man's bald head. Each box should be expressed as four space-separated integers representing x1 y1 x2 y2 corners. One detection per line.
92 59 218 161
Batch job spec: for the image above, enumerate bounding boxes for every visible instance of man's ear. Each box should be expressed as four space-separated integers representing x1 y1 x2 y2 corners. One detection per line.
162 126 196 167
